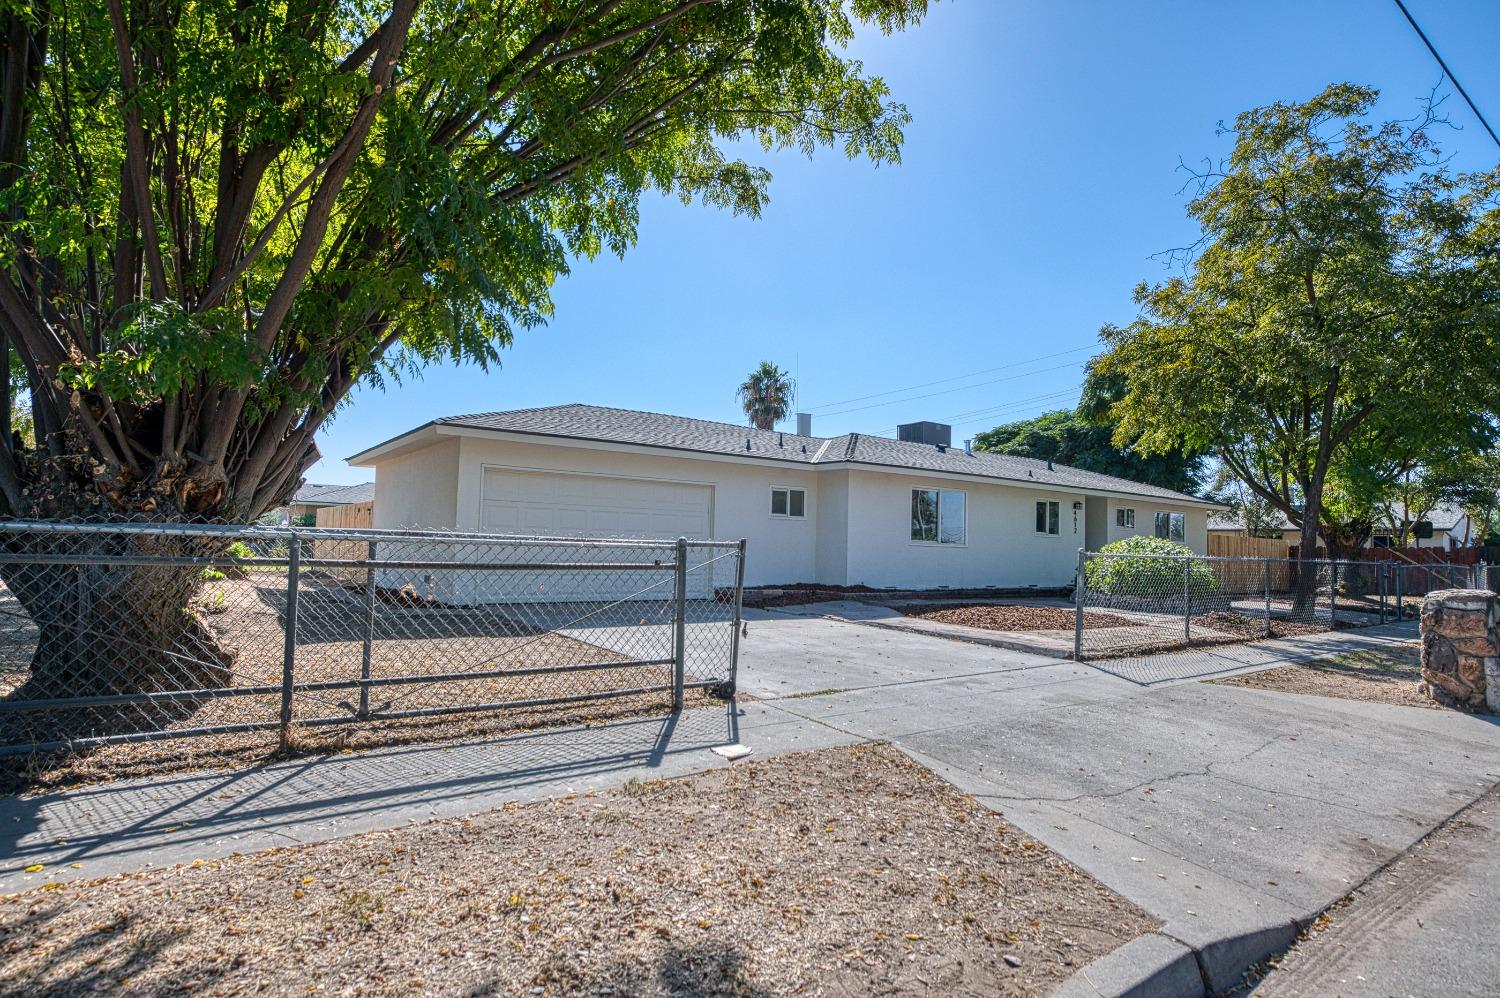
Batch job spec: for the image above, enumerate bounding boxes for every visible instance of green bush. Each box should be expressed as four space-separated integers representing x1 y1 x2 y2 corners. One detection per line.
226 540 256 561
1084 535 1220 598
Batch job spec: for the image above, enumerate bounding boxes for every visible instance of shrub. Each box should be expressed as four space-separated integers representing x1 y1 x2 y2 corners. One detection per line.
1084 535 1220 599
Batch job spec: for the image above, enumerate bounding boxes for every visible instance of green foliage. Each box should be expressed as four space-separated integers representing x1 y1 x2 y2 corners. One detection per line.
0 0 931 518
226 541 256 561
976 410 1206 495
1093 83 1500 551
737 360 796 431
1085 535 1220 598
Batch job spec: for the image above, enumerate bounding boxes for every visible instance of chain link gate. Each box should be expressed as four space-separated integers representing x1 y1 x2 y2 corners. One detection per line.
0 521 746 768
1070 548 1472 684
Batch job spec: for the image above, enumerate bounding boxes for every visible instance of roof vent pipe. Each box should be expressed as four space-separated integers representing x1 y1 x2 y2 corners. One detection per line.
778 432 784 447
796 412 812 437
1046 458 1054 471
963 438 972 457
745 437 751 451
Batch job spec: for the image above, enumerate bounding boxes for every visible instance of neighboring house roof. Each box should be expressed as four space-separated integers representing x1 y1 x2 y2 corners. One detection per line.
292 482 375 506
1209 503 1469 533
349 403 1220 507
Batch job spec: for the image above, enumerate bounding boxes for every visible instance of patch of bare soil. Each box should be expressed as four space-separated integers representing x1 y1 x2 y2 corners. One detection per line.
1215 643 1433 709
0 743 1156 997
1191 611 1349 641
0 574 714 793
898 604 1139 631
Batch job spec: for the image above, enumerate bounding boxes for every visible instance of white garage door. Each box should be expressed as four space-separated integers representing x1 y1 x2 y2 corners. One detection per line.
479 467 712 539
471 467 715 603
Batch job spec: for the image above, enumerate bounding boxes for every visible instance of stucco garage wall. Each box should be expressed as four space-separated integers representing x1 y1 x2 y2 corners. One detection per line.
1102 497 1209 553
372 438 460 531
445 434 820 587
841 470 1086 589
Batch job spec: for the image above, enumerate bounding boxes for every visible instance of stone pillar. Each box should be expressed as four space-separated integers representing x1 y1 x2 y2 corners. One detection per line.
1420 589 1499 712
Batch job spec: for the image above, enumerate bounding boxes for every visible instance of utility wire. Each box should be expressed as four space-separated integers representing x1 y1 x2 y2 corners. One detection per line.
1393 0 1500 151
815 358 1088 418
799 343 1097 413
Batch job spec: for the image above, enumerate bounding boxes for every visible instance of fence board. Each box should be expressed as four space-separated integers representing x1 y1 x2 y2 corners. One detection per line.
1207 533 1290 560
314 502 374 582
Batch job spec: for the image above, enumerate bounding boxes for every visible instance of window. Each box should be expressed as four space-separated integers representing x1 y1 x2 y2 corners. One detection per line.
1035 500 1060 535
1154 511 1186 542
911 488 966 544
770 487 806 519
1116 507 1136 529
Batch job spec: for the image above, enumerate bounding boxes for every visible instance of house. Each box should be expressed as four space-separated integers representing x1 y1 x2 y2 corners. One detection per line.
1209 501 1478 553
285 481 375 525
346 404 1223 596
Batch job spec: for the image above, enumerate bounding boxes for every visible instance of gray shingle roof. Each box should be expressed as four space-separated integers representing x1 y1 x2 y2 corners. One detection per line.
293 482 375 506
428 404 1214 506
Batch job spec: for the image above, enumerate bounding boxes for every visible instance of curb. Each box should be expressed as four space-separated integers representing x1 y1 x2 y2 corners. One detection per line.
1051 932 1204 998
1053 775 1500 997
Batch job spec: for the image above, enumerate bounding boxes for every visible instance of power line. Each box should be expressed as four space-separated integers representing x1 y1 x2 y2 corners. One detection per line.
799 343 1098 413
859 387 1080 437
1393 0 1500 151
815 358 1088 418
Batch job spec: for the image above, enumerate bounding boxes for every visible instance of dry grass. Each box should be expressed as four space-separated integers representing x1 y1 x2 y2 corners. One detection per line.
896 604 1138 631
0 743 1156 997
1215 643 1432 709
0 574 717 792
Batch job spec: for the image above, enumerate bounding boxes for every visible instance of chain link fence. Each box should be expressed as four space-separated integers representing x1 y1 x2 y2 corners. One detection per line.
0 520 745 784
1071 549 1482 682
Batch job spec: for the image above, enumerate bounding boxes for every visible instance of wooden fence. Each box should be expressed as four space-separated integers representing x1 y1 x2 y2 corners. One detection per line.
313 500 374 583
1207 533 1291 559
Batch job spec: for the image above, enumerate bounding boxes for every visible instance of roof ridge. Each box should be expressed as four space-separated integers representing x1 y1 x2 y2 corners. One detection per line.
441 402 826 441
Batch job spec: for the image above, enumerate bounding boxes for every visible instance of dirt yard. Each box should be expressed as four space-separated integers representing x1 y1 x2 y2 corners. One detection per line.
1215 643 1432 709
0 574 714 792
896 603 1138 631
0 743 1155 997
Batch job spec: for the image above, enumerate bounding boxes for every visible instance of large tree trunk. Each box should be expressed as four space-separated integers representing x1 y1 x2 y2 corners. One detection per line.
0 526 236 745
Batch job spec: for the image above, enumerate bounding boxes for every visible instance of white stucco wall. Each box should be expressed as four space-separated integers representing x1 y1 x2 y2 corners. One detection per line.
444 434 821 587
841 470 1087 589
372 437 460 530
1101 497 1209 552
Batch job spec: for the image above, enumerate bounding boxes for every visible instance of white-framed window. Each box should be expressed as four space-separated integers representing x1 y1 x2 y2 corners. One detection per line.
1116 507 1135 528
1154 511 1186 542
1035 500 1061 535
770 487 806 519
911 488 966 545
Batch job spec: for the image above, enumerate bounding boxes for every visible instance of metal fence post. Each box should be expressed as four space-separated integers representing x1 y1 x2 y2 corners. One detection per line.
1263 557 1273 638
1183 557 1192 643
672 536 688 711
726 537 747 695
359 538 377 719
279 534 301 750
1072 548 1085 661
1395 563 1404 619
1378 567 1387 624
1329 562 1338 628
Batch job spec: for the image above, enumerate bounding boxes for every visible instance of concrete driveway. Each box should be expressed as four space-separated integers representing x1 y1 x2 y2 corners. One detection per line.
739 606 1500 996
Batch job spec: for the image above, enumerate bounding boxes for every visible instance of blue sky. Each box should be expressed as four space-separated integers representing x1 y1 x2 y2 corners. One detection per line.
309 0 1500 484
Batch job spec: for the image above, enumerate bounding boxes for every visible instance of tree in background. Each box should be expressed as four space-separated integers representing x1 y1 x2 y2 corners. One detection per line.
1093 84 1500 595
0 0 929 703
976 364 1208 494
737 361 796 431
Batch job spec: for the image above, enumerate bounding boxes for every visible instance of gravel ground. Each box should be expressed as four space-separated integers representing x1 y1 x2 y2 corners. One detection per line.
1214 643 1433 709
0 743 1156 997
896 604 1138 631
0 574 713 792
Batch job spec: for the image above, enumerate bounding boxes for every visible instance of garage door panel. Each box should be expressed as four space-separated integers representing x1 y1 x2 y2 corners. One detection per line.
475 467 714 602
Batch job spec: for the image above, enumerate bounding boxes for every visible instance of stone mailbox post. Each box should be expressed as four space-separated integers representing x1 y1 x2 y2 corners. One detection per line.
1420 589 1499 712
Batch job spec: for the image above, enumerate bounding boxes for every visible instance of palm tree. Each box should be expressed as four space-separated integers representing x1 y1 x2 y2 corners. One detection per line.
737 362 796 431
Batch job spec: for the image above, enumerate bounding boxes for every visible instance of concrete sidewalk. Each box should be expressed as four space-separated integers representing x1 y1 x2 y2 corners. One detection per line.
2 606 1492 998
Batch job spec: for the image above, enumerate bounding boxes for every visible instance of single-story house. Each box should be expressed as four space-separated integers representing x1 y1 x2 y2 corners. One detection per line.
347 405 1221 599
285 481 375 525
1210 503 1476 552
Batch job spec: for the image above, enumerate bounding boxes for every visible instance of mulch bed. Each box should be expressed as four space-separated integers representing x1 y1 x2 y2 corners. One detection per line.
0 575 712 792
1215 643 1433 709
0 742 1156 997
897 604 1139 631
